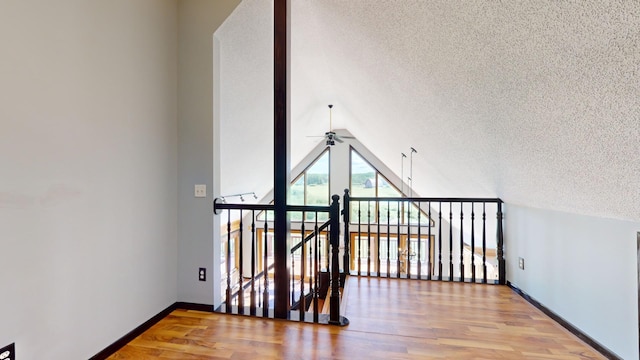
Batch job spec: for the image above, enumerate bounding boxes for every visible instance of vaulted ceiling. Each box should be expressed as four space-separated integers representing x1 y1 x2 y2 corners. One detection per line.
217 0 639 222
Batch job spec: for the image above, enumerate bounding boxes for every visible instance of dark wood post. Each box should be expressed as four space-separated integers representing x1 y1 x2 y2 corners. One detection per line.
250 211 256 315
263 220 270 317
482 203 487 284
329 195 343 325
459 204 464 282
438 202 442 281
449 202 453 281
470 205 475 283
225 209 232 313
238 211 244 313
273 0 290 319
497 201 505 285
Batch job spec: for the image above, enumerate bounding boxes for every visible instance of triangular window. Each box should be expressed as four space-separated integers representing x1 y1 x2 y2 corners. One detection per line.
259 149 330 222
350 148 431 225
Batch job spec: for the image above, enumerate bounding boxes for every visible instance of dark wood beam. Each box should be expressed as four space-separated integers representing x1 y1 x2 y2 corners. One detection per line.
273 0 290 319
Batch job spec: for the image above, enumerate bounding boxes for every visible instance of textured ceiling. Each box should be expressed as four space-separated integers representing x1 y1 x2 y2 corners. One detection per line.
217 0 640 222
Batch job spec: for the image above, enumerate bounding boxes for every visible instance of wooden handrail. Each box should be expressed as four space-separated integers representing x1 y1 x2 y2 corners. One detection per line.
230 262 275 299
348 196 502 203
290 220 330 253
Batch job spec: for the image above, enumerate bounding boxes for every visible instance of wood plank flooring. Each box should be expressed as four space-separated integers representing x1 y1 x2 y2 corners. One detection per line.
109 278 605 359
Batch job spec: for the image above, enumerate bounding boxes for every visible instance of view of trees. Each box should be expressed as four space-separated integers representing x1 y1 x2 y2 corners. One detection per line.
351 172 375 187
306 173 328 185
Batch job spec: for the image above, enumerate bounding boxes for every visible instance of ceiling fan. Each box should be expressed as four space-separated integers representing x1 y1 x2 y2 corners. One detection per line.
310 104 354 146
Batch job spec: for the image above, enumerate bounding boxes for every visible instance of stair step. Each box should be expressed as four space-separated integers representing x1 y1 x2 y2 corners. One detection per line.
320 275 350 315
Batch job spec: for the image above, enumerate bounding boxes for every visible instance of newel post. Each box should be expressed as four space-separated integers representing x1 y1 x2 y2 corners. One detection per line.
497 201 506 285
329 195 348 325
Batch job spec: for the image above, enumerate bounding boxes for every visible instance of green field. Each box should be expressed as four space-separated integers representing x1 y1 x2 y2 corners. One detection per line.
288 173 426 224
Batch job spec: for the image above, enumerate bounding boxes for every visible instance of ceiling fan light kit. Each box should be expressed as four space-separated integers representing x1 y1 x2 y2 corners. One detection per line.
321 104 355 146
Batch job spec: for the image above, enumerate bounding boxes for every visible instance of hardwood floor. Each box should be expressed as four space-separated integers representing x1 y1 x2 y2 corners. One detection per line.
109 278 605 359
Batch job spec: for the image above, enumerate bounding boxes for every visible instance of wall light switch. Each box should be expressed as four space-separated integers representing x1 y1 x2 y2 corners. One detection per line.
518 257 525 270
194 184 206 198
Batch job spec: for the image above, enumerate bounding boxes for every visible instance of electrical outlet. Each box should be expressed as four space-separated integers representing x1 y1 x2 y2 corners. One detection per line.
194 184 206 198
198 268 206 281
518 257 525 270
0 343 15 360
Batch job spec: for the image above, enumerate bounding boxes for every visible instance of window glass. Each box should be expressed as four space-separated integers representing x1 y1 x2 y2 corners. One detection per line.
305 151 329 221
350 149 406 224
259 150 330 222
290 175 305 205
350 150 375 222
306 151 329 206
377 176 401 223
377 176 400 197
349 148 432 225
350 150 375 197
290 175 304 221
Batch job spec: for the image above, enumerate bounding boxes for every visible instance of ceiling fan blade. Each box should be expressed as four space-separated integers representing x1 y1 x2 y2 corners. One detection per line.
333 135 344 143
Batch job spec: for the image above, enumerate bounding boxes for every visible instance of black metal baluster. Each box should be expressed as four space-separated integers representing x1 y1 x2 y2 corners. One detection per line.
449 202 453 282
308 221 313 319
427 201 432 280
471 203 476 283
357 201 361 276
226 209 232 313
258 282 262 313
238 210 244 314
386 200 391 278
397 200 401 278
313 212 319 323
263 215 269 317
250 210 256 316
482 202 487 284
376 204 381 277
291 232 295 308
417 202 422 280
367 200 371 276
438 202 442 281
407 200 411 279
460 203 464 282
299 221 306 321
305 222 314 318
325 226 330 272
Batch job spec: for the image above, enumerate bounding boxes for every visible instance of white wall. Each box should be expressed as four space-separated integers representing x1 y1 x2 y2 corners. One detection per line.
0 1 178 359
177 0 241 305
506 204 639 360
217 0 274 200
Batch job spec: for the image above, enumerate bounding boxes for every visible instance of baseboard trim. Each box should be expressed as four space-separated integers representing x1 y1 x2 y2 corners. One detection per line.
89 301 213 359
507 281 621 360
175 301 215 312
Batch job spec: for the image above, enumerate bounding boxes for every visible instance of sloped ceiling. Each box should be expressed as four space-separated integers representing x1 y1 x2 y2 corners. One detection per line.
217 0 639 222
